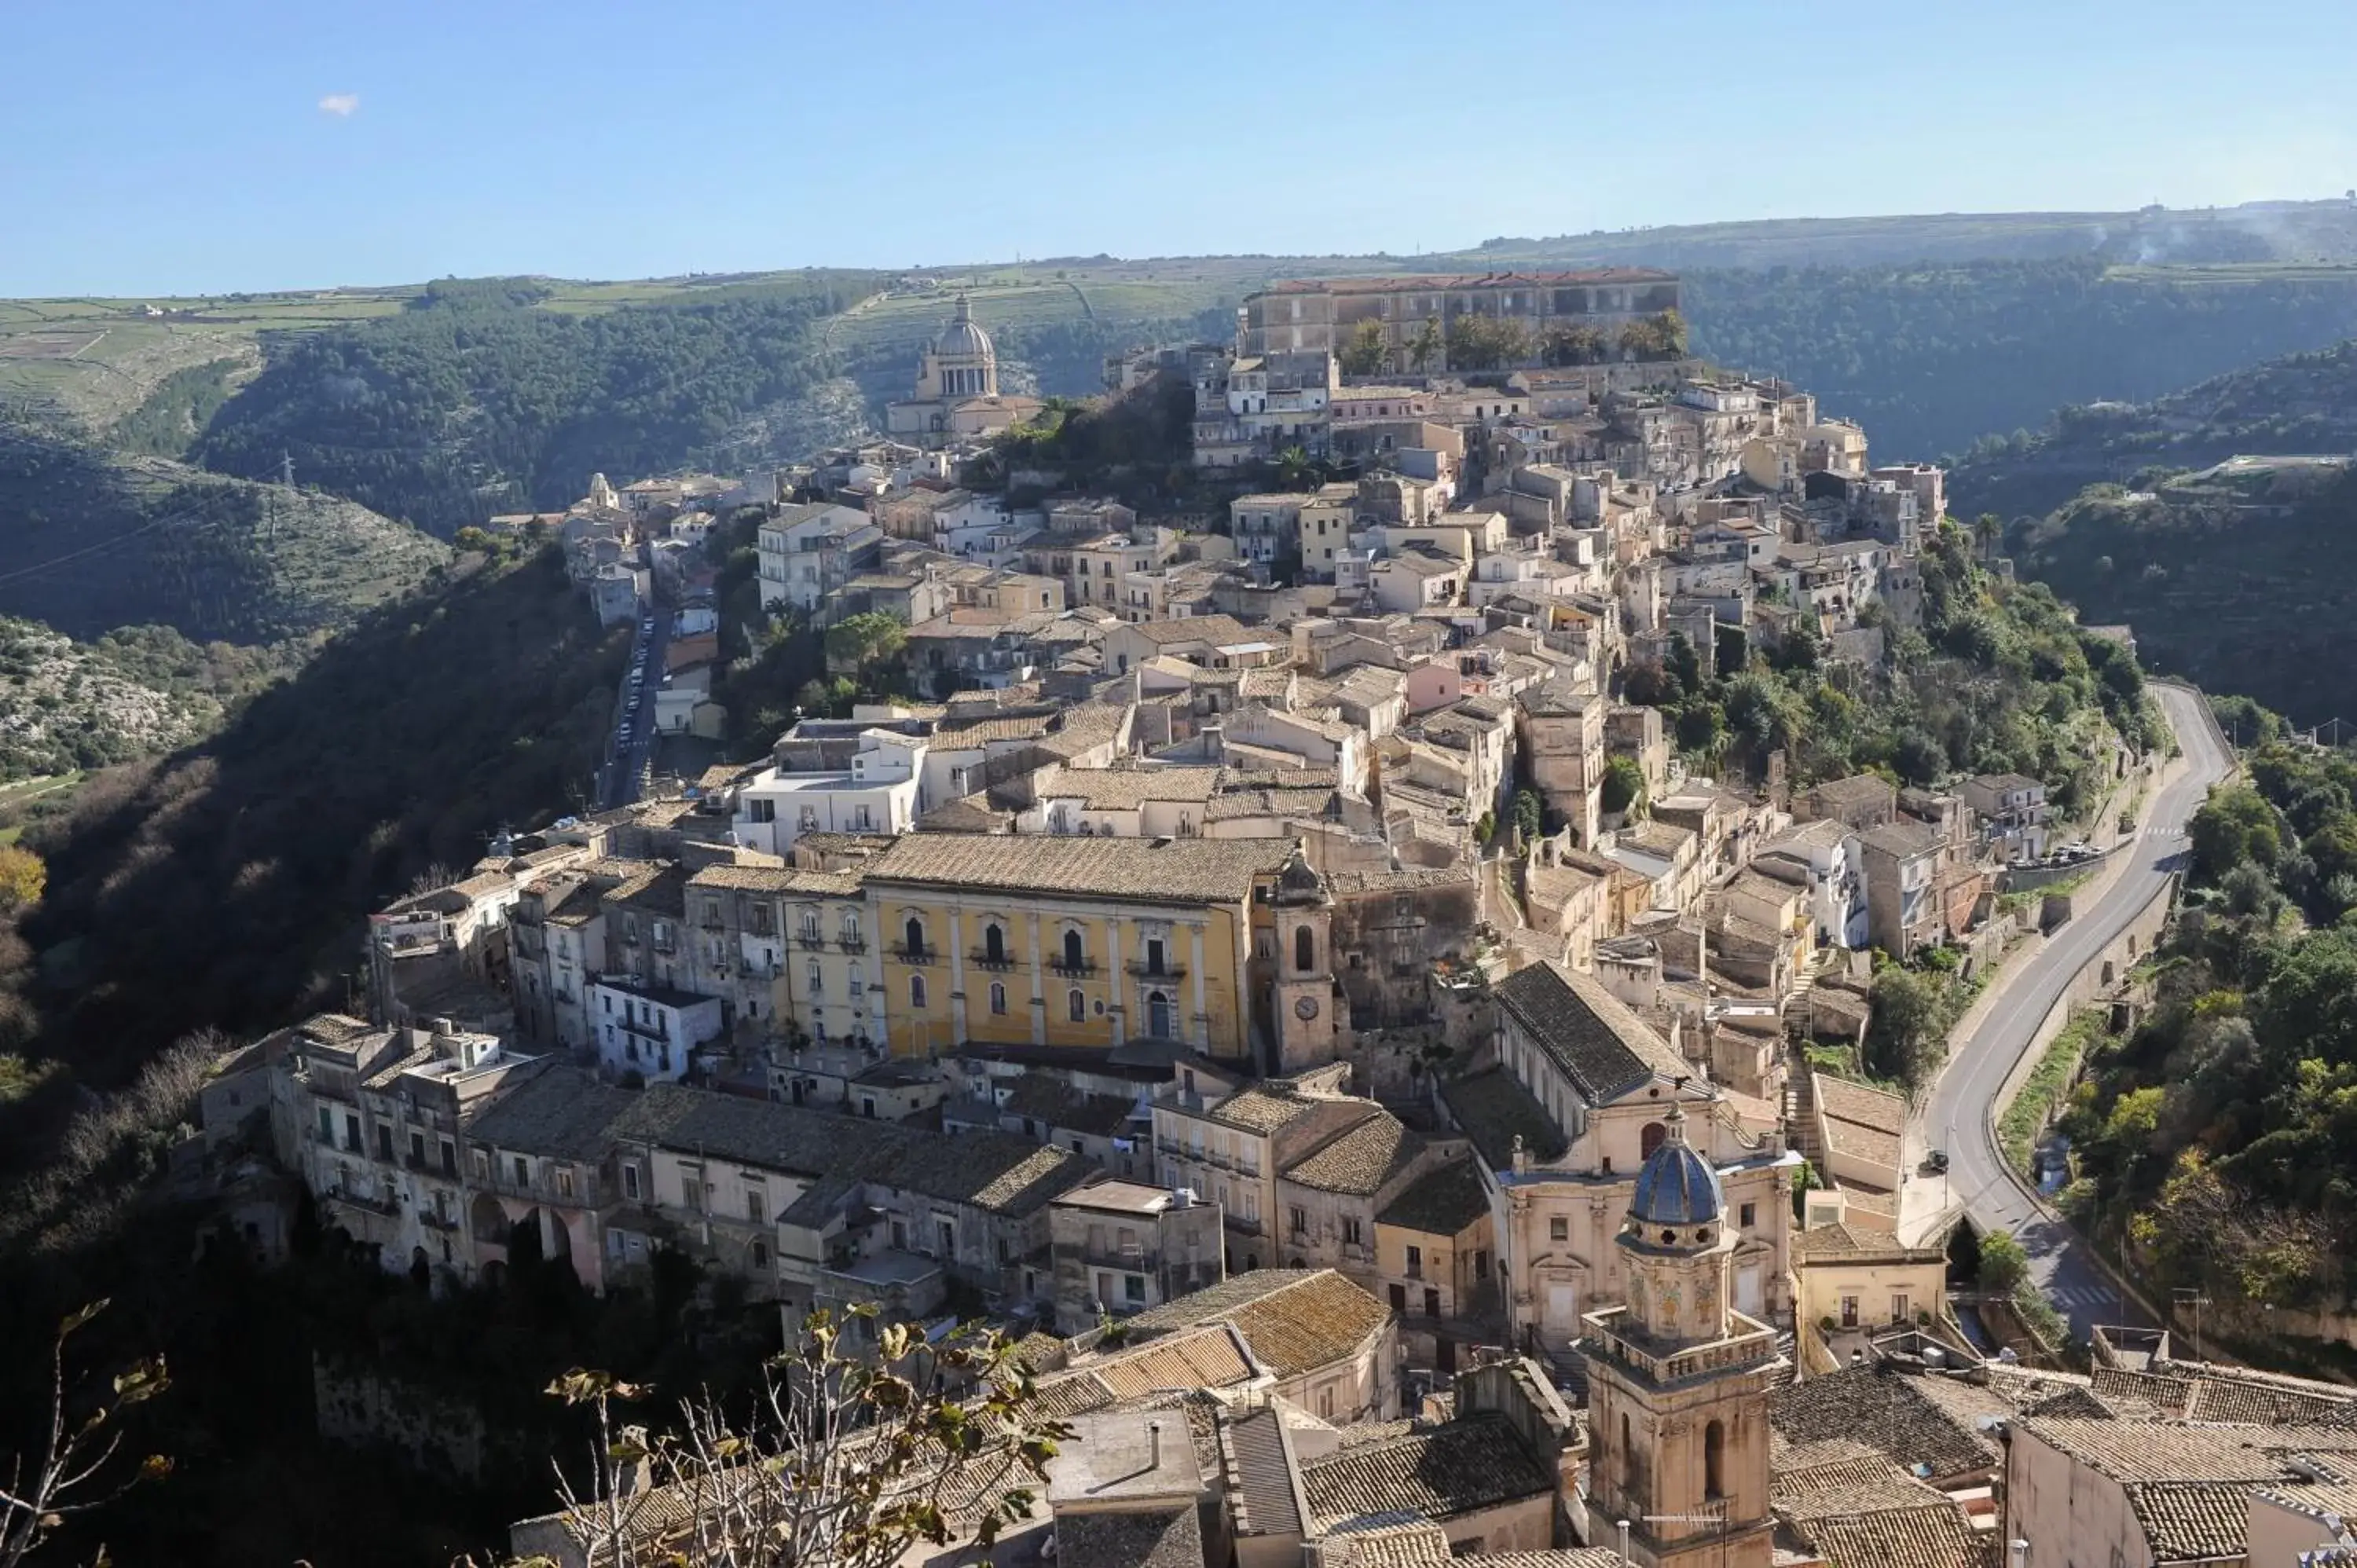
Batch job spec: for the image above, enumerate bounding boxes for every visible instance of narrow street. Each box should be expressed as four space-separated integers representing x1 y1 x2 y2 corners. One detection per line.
596 606 669 811
1911 681 2234 1339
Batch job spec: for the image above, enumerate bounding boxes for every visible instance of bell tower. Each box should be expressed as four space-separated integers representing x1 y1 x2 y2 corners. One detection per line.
1268 845 1339 1072
1582 1097 1782 1568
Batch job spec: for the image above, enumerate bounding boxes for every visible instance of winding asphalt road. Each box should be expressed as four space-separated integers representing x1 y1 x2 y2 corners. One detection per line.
1915 681 2234 1339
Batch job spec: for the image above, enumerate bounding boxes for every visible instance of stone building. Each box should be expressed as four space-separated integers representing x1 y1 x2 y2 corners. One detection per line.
884 293 1045 443
1582 1106 1785 1568
1046 1177 1225 1333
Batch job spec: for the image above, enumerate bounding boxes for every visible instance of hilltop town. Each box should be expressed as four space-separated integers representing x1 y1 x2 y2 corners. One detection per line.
185 273 2336 1568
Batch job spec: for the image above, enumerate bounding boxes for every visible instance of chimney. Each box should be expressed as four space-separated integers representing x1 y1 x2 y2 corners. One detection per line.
1148 1420 1163 1471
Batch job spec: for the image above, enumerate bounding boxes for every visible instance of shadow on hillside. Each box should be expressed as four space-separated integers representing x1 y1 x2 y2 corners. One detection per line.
20 548 623 1087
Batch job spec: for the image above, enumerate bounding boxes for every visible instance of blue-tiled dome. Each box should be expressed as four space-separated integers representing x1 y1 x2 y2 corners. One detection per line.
1629 1116 1723 1228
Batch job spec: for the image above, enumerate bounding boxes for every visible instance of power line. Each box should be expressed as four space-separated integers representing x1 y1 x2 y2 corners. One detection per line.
0 484 250 588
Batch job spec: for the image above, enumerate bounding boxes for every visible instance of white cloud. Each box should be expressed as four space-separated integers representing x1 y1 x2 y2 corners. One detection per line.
317 93 360 117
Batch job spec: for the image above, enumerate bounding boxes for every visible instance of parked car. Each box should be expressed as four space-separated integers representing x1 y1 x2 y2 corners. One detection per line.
1927 1148 1950 1174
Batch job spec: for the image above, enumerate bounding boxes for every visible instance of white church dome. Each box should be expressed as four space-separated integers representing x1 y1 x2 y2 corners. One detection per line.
933 292 994 361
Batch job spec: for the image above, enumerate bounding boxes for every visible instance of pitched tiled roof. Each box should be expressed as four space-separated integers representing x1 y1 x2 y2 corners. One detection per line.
2123 1481 2256 1563
1316 1520 1453 1567
2019 1416 2357 1482
1123 614 1252 646
463 1066 638 1161
1794 1498 1996 1568
1283 1112 1424 1197
1054 1507 1201 1568
1226 1407 1306 1541
1377 1155 1492 1237
1208 1083 1343 1135
1120 1269 1390 1380
1040 766 1222 808
1299 1412 1552 1529
999 1073 1137 1136
1791 1222 1941 1262
610 1086 1090 1217
1772 1368 2002 1480
1493 960 1684 1104
1813 1072 1907 1134
1087 1325 1257 1401
1442 1067 1568 1169
864 832 1289 902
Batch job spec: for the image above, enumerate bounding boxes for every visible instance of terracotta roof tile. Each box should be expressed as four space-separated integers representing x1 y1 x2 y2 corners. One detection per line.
864 832 1290 902
1120 1269 1390 1381
1493 960 1684 1104
1377 1155 1491 1237
1299 1412 1552 1530
1283 1112 1424 1197
2124 1481 2255 1563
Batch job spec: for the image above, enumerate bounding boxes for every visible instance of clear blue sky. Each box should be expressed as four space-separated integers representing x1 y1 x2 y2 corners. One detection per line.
6 0 2354 297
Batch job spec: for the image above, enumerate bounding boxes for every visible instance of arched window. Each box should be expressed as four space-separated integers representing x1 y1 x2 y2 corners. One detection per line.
1704 1419 1725 1500
984 923 1006 964
1620 1413 1636 1493
910 974 927 1009
1069 988 1086 1023
1064 929 1085 971
1640 1122 1668 1161
1295 924 1316 973
1148 991 1174 1039
990 982 1007 1016
904 916 926 958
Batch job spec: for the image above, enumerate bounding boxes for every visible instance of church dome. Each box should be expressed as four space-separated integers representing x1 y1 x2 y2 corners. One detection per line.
1628 1107 1723 1228
933 293 994 361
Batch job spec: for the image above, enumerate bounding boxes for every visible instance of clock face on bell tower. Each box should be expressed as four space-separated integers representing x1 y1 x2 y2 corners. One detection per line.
1294 995 1319 1020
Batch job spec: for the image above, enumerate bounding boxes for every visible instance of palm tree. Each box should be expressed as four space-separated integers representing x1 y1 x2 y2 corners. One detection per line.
1275 445 1314 489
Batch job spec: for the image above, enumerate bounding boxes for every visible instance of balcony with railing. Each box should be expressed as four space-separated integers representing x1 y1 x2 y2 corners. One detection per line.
968 948 1019 973
836 934 867 954
1050 958 1099 979
1126 961 1187 981
322 1184 399 1218
890 945 934 966
1581 1305 1777 1387
797 932 827 950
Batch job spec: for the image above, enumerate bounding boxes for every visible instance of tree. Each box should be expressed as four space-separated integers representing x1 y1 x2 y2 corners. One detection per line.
1600 757 1648 816
1975 1228 2029 1294
823 612 907 677
1445 314 1530 372
1274 445 1314 491
2189 785 2282 881
1541 324 1607 367
1865 965 1947 1091
1338 319 1389 377
1408 317 1442 372
1 1302 171 1568
527 1310 1068 1568
0 847 42 911
1512 787 1545 844
1650 307 1689 357
453 525 497 555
